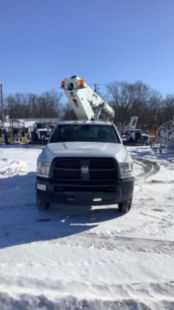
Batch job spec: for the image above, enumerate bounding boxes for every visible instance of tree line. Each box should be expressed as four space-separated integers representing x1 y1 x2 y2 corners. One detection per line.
3 81 174 130
4 91 63 119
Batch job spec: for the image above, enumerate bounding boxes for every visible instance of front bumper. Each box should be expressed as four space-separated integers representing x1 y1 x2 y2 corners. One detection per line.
36 176 134 205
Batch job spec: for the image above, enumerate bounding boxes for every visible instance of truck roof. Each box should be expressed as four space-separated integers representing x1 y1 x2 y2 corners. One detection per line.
56 120 114 126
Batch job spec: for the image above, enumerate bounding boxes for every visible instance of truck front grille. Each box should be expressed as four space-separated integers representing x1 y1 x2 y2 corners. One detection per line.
51 157 119 183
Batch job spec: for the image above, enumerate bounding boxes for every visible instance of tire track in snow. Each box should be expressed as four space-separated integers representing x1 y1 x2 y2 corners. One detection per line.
49 231 174 255
134 158 160 181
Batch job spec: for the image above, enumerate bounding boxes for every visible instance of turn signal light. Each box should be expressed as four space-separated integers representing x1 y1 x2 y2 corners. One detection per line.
78 79 85 88
60 80 65 88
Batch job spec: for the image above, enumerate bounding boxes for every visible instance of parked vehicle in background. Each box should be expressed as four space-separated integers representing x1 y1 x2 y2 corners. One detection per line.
124 128 150 145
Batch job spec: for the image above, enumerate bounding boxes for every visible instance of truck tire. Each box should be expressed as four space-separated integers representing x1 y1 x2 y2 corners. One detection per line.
36 195 50 211
118 198 132 213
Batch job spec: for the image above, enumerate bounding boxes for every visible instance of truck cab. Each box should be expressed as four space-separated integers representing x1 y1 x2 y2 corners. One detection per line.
36 120 134 213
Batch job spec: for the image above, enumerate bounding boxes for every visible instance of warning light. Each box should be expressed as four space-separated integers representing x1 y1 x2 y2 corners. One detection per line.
78 79 85 88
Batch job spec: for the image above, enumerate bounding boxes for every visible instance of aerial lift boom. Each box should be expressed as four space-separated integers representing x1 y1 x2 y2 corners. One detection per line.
61 75 115 121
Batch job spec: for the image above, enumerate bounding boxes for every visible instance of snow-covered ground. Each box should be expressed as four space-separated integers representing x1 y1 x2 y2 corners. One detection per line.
0 145 174 309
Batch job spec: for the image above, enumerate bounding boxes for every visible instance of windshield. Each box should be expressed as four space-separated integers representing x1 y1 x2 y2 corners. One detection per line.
50 124 120 143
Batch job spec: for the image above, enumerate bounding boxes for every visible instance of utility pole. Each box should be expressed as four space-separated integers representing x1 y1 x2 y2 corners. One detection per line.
93 83 100 94
0 83 4 125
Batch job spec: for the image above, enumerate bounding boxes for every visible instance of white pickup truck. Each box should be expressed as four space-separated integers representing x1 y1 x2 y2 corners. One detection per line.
36 120 134 213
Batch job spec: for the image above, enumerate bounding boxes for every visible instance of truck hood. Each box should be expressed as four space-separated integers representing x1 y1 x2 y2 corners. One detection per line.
40 142 128 163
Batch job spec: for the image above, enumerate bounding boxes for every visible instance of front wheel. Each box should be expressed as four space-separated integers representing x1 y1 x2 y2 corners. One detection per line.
118 198 132 213
36 195 50 211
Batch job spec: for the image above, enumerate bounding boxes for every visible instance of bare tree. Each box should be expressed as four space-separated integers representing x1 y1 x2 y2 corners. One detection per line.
62 103 77 120
106 81 163 130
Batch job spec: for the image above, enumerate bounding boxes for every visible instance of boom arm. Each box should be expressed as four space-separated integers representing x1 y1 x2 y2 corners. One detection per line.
61 76 115 121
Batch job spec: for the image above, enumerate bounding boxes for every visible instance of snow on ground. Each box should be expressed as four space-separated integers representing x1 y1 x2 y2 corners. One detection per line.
0 144 174 309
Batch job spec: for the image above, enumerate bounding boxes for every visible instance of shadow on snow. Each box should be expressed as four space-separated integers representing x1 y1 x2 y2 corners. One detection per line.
0 172 123 250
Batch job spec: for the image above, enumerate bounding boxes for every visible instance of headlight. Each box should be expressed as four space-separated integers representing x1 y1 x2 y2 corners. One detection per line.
119 162 133 178
37 162 50 177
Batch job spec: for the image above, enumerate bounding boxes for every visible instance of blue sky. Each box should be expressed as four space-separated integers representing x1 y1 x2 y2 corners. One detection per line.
1 0 174 98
